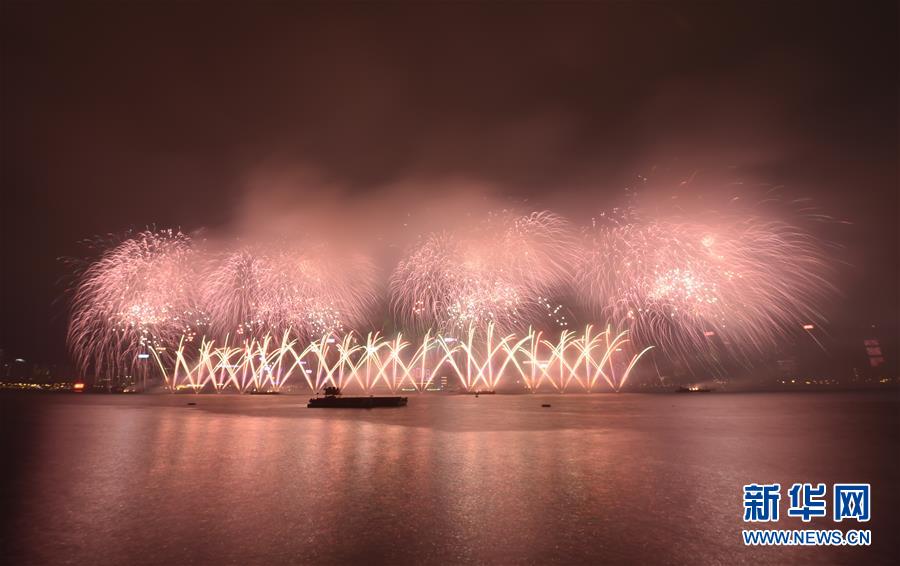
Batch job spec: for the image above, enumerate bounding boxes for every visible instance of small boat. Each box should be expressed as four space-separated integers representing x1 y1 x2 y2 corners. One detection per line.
307 386 407 408
675 386 712 393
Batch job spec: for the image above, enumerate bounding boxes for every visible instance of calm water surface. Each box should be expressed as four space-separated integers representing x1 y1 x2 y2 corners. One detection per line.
2 392 898 565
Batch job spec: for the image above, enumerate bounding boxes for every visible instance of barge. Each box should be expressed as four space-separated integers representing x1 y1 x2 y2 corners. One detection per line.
307 387 408 408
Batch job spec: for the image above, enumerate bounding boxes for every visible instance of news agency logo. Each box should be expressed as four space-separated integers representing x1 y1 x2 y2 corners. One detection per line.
742 483 871 546
743 483 870 523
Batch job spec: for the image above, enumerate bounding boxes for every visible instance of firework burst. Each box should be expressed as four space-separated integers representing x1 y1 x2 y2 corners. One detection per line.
67 196 839 382
200 243 378 339
575 204 836 363
390 211 576 334
67 229 202 376
68 232 378 378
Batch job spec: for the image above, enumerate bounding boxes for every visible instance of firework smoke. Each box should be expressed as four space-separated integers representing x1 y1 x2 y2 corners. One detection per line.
67 189 838 381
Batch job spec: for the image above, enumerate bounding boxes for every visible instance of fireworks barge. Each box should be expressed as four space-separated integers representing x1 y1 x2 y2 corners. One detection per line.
307 387 408 408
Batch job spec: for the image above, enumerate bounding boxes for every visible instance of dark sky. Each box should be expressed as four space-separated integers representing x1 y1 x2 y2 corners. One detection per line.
1 1 897 368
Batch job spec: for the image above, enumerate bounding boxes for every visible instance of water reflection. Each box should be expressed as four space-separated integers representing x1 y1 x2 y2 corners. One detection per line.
2 393 897 565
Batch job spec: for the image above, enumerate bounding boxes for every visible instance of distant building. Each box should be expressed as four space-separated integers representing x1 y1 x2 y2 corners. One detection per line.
863 338 885 368
776 357 799 379
5 358 29 381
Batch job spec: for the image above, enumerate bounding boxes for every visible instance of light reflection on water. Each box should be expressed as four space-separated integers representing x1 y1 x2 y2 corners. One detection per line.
3 392 898 565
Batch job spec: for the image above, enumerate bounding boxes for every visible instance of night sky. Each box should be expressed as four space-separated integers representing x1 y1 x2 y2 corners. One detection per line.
1 2 897 368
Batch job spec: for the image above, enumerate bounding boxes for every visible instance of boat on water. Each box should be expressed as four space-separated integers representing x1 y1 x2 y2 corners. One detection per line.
675 386 713 393
307 386 408 408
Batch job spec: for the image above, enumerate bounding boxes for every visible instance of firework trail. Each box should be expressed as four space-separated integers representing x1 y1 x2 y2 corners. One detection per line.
67 230 202 376
154 324 651 393
575 204 836 363
390 211 576 334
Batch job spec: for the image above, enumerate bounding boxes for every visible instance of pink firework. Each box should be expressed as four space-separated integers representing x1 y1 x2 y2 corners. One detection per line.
575 205 836 362
67 230 202 376
200 243 378 339
390 211 576 334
